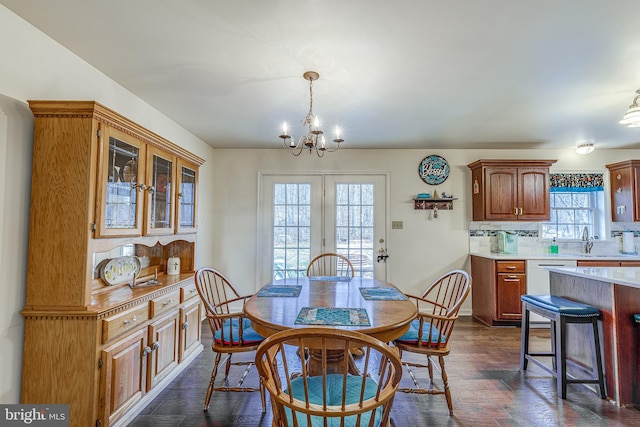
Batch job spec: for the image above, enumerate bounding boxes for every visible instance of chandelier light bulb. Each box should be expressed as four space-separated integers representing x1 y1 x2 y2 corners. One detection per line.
282 122 288 134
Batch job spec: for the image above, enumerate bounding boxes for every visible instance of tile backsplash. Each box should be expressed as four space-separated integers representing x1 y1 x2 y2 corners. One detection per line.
469 222 640 255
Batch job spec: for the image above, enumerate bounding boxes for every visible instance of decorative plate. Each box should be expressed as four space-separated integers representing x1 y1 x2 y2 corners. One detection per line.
99 256 141 286
418 154 450 185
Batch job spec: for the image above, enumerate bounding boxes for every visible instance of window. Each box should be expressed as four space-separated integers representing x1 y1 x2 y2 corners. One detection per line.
272 183 312 279
541 173 605 240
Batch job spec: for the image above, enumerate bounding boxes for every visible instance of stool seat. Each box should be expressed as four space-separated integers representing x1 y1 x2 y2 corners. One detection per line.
634 314 640 323
520 294 606 400
520 295 600 317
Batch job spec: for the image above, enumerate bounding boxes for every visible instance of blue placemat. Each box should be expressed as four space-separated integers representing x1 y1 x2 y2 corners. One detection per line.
257 285 302 297
294 307 371 326
308 276 352 282
359 287 408 301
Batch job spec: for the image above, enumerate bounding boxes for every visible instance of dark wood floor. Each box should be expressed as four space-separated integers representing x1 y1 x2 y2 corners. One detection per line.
129 317 640 426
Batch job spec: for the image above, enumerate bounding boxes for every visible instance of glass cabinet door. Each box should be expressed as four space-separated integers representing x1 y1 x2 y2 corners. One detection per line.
96 127 145 237
145 146 176 235
176 159 198 234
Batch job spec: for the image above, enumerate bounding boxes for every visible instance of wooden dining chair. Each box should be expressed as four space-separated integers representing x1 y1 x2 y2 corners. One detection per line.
306 252 355 278
194 267 266 412
393 270 471 416
255 327 403 427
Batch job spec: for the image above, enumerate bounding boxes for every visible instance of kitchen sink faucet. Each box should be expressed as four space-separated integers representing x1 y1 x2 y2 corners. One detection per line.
582 226 594 254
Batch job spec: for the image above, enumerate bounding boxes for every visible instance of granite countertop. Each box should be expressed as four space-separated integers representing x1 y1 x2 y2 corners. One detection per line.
546 266 640 289
469 252 640 261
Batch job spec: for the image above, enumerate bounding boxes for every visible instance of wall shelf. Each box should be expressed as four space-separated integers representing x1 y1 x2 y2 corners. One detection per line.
414 198 457 210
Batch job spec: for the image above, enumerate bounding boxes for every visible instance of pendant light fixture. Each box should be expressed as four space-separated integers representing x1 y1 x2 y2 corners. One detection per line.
279 71 344 157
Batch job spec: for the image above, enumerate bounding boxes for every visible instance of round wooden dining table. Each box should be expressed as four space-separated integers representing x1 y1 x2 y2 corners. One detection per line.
244 276 417 343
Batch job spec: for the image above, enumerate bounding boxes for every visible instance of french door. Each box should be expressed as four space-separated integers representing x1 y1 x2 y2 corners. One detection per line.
259 173 387 284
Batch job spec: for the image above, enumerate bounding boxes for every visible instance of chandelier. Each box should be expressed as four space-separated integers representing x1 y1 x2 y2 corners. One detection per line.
619 89 640 128
279 71 344 157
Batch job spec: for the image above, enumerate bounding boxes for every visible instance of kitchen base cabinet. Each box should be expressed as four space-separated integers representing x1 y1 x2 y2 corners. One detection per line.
471 256 526 326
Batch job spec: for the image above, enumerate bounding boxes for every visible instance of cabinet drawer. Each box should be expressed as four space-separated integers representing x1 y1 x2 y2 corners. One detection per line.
496 261 525 273
150 290 181 318
102 305 150 344
181 281 199 302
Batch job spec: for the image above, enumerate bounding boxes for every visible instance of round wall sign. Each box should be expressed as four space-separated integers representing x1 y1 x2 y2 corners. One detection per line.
418 155 450 185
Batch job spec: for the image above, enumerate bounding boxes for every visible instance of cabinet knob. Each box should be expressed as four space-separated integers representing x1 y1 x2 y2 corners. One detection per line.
147 185 155 194
151 341 160 351
137 183 147 192
123 316 138 325
178 192 183 198
161 299 175 307
182 321 189 330
142 346 152 356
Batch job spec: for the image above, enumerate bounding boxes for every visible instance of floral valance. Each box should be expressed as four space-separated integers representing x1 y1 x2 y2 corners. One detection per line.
550 173 604 192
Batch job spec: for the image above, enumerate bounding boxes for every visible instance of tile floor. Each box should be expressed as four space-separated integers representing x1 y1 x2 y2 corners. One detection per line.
128 317 640 426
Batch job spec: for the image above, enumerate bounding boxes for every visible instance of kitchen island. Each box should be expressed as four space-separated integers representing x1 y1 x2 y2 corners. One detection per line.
547 266 640 406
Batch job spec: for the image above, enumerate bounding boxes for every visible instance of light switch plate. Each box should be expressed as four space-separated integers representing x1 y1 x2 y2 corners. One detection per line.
392 221 403 229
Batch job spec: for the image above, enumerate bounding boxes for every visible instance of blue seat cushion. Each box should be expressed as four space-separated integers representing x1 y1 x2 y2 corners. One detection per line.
284 374 382 427
213 318 264 345
634 314 640 323
521 294 599 317
394 319 446 345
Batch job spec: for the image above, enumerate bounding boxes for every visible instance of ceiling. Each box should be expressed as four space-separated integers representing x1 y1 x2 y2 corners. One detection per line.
3 0 640 150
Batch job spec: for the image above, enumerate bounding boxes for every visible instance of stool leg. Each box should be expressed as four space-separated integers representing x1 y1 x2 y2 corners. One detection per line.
590 317 606 399
556 315 567 399
550 319 557 372
520 303 530 370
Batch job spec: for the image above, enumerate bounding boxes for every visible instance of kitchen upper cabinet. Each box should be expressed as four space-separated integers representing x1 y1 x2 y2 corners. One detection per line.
606 160 640 222
467 159 557 221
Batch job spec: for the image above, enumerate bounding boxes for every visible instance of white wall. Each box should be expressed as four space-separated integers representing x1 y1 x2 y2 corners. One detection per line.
0 6 215 403
211 148 640 303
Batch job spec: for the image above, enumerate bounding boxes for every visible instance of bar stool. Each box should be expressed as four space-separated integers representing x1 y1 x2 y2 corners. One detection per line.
520 294 606 399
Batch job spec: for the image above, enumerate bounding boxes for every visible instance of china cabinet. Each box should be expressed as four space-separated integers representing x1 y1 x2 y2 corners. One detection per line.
21 101 205 427
467 160 556 221
606 160 640 222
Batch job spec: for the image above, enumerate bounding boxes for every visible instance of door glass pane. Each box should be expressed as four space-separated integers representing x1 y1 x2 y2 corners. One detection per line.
272 183 311 279
106 137 139 229
150 155 172 230
179 166 196 228
336 183 375 278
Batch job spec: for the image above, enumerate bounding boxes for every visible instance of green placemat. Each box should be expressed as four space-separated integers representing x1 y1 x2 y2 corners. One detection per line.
294 307 371 326
257 285 302 297
359 287 407 301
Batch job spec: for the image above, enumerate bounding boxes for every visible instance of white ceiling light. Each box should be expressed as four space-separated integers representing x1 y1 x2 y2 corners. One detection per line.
279 71 344 157
619 89 640 127
576 143 595 154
